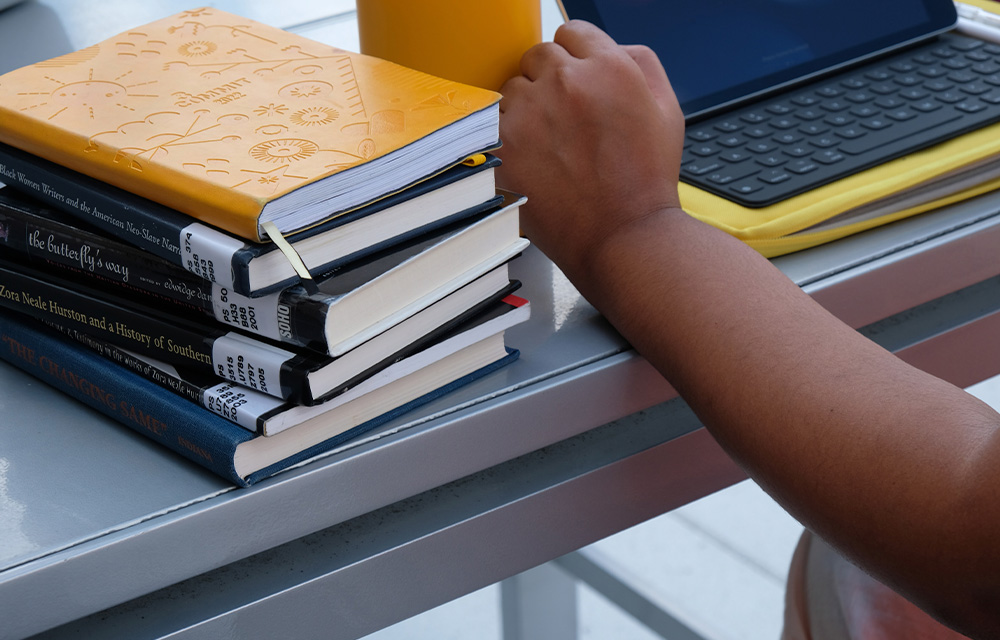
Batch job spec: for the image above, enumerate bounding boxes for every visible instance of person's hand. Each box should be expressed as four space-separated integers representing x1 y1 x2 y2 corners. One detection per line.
495 20 686 282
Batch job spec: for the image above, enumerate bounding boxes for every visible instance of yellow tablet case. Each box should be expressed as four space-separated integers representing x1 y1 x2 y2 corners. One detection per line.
680 0 1000 257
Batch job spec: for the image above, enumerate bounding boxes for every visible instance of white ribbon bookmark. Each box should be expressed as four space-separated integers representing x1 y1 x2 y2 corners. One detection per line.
261 221 318 293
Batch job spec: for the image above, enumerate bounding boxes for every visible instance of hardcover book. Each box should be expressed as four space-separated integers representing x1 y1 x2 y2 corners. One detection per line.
0 256 518 405
0 8 501 241
0 188 528 355
0 143 503 296
0 307 520 486
57 291 530 436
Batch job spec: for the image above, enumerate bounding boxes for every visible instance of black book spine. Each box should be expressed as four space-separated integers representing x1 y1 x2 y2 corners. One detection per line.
46 320 286 430
59 322 213 406
0 260 322 403
0 190 333 351
0 142 250 291
0 191 215 319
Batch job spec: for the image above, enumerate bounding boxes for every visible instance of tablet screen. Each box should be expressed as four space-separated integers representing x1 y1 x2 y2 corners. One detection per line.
558 0 958 119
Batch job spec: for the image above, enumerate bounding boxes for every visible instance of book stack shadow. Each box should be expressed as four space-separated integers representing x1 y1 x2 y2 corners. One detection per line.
0 9 529 486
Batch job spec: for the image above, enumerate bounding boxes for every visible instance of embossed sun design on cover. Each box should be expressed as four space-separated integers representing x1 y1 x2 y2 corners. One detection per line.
0 8 501 241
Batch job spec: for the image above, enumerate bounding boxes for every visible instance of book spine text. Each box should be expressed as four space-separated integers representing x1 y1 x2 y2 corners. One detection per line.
0 310 251 485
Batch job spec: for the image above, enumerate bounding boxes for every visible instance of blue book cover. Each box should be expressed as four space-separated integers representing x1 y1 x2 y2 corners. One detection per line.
0 308 518 486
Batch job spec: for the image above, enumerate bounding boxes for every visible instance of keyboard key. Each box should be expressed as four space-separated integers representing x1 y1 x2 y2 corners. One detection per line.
719 150 752 163
785 145 812 157
821 100 849 112
740 111 768 124
729 181 763 195
787 159 819 174
810 136 839 148
861 117 892 130
757 169 792 184
924 80 954 92
813 150 845 164
972 62 1000 75
943 58 971 70
747 141 777 153
796 108 824 121
886 109 917 121
791 94 820 106
718 134 746 147
841 78 869 89
816 86 843 98
912 100 942 113
919 67 947 78
708 164 759 184
928 48 955 59
966 50 992 63
688 129 717 142
875 97 905 109
935 91 966 104
845 91 876 103
683 161 724 176
949 38 983 52
774 132 803 144
801 123 831 135
956 101 987 113
889 61 916 73
771 117 798 129
714 120 743 132
894 75 922 87
865 69 892 81
899 88 929 100
980 91 1000 105
743 126 772 139
869 82 898 95
961 83 991 96
766 103 792 115
913 53 937 64
755 154 785 167
689 144 718 157
949 71 977 83
850 105 880 118
836 126 866 139
824 114 855 127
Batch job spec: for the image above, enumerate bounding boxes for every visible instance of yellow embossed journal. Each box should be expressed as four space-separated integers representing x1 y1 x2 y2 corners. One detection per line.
0 8 501 242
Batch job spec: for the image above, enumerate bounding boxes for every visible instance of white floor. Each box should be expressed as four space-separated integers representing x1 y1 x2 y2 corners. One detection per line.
363 375 1000 640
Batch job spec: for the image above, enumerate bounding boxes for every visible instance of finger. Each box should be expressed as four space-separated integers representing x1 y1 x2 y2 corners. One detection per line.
623 45 668 90
518 41 573 82
623 44 682 116
498 74 531 114
553 20 621 58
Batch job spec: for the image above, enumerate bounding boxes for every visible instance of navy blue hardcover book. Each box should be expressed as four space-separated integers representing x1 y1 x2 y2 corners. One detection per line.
0 142 501 297
0 308 519 486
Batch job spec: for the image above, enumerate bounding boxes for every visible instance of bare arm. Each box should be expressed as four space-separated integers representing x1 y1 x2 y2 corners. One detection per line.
497 21 1000 638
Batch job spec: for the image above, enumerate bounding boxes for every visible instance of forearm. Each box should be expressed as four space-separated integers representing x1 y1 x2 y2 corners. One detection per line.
582 206 1000 632
497 19 1000 635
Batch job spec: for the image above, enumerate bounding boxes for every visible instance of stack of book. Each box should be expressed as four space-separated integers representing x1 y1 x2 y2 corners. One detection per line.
0 9 530 486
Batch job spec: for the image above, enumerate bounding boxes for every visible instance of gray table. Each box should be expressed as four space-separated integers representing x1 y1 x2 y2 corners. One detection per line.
2 2 1000 639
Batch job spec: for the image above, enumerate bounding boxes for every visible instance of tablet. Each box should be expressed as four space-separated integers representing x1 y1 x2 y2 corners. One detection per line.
557 0 958 119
